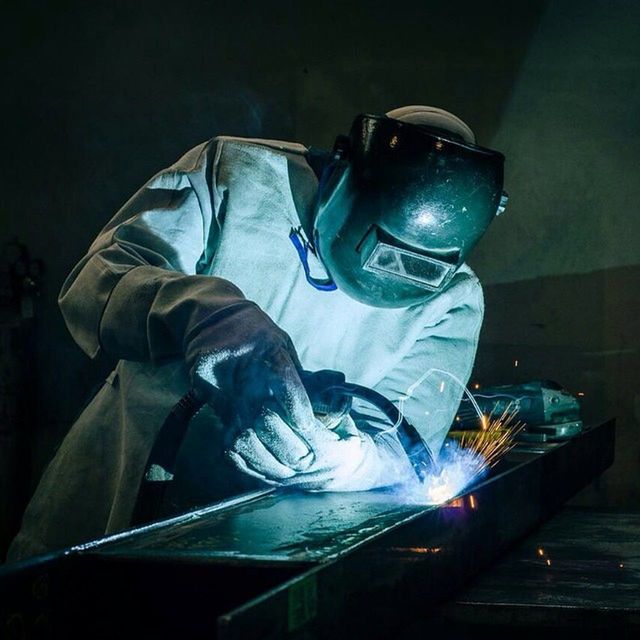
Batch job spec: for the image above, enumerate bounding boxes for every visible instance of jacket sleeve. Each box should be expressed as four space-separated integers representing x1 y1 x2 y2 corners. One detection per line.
356 272 485 463
58 139 244 363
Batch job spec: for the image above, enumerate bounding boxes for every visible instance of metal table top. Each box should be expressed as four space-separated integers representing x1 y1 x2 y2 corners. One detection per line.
441 506 640 628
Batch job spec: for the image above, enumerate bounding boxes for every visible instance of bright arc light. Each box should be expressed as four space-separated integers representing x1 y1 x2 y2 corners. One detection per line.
395 369 522 506
406 408 523 506
420 442 486 505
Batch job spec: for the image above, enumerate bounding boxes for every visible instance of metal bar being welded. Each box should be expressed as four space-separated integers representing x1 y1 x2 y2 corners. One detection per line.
0 420 615 639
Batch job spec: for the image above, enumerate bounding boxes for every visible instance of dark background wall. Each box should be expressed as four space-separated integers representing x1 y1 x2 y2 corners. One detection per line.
1 0 638 550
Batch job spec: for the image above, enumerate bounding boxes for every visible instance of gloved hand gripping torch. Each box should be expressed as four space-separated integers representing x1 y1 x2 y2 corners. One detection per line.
132 370 436 526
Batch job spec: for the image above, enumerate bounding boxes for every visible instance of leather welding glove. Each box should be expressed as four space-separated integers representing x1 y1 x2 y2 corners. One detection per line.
98 267 317 471
228 413 415 491
184 299 317 471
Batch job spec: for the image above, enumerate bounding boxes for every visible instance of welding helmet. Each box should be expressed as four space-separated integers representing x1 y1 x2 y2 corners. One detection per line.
313 107 506 307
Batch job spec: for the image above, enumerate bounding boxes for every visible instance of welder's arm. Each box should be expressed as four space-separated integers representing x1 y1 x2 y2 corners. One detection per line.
372 273 485 458
228 272 484 490
59 140 221 361
59 140 316 444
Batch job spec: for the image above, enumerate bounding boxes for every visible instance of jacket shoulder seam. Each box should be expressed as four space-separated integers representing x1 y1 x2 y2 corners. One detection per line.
213 135 309 156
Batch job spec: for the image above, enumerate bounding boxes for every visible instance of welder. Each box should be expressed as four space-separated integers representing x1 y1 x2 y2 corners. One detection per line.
8 106 505 560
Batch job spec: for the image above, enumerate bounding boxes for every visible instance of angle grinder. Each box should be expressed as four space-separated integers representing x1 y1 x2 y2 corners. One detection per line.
452 380 583 443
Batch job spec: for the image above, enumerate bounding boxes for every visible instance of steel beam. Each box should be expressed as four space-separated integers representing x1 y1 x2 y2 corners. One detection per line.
0 420 614 639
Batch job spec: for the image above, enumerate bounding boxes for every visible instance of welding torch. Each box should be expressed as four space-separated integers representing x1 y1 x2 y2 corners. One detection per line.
132 370 436 525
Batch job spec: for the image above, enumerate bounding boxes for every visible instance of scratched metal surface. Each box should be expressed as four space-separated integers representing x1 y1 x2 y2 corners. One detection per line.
0 423 616 639
449 507 640 614
89 448 550 564
96 487 437 563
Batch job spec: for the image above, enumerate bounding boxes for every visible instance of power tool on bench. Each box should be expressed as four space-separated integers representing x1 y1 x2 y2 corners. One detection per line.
452 380 583 443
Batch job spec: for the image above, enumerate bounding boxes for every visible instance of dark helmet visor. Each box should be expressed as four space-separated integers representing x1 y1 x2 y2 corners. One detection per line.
315 114 506 307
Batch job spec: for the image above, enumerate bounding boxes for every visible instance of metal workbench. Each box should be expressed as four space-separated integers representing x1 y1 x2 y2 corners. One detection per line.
0 420 615 638
437 506 640 636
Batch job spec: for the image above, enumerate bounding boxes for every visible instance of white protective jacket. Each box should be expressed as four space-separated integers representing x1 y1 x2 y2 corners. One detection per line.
9 136 484 560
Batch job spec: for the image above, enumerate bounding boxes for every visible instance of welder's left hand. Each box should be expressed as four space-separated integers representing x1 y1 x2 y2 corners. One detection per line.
227 413 415 491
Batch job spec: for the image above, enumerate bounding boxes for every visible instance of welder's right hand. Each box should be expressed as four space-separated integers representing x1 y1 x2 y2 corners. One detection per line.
184 299 317 470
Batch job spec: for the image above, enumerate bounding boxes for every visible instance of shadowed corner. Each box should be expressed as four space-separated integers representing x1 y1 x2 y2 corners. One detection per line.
471 264 640 507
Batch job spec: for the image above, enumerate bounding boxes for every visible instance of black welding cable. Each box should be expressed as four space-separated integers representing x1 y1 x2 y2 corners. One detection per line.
131 389 206 526
132 377 437 525
327 382 438 481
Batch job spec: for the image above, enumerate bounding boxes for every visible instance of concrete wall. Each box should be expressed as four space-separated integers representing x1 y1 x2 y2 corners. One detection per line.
1 0 637 528
468 1 640 506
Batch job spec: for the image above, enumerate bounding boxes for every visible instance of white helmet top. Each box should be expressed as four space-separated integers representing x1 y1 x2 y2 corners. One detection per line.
386 105 476 145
